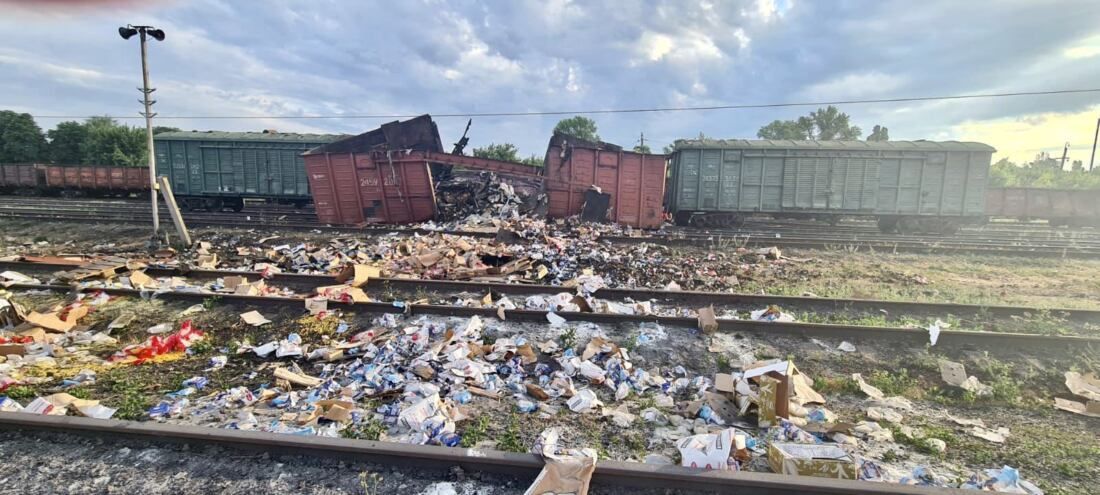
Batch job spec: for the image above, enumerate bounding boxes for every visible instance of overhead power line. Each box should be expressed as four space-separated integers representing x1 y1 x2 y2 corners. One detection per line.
29 87 1100 120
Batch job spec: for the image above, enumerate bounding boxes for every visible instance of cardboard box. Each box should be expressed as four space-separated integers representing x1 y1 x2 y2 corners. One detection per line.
767 442 856 479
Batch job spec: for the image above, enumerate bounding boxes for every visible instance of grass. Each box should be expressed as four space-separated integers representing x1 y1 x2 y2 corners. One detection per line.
814 375 860 395
740 250 1100 310
945 422 1100 495
342 418 386 441
866 368 919 397
559 327 577 351
460 415 491 448
496 414 526 453
3 386 37 400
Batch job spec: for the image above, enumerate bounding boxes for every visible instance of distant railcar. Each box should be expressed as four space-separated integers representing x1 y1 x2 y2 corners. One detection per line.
154 131 343 211
985 187 1100 227
668 140 995 233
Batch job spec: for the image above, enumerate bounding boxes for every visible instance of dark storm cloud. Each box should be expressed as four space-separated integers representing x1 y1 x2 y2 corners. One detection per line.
1 0 1099 158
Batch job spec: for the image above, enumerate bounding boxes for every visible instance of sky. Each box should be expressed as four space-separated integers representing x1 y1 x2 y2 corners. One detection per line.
3 0 1100 165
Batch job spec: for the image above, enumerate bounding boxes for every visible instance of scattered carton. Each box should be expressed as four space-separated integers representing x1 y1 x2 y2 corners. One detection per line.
768 442 857 479
677 428 737 470
696 306 718 334
240 310 272 327
335 264 380 288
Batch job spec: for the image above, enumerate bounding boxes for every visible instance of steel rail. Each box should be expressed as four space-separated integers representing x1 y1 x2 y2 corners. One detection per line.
7 283 1098 351
3 207 1100 257
4 260 1099 323
0 414 969 495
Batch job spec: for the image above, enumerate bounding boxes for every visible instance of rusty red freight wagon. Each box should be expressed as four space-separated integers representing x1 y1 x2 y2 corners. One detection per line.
44 165 150 192
543 132 668 229
304 115 443 225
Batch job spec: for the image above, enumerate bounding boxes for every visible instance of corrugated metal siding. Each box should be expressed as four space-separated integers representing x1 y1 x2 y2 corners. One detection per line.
544 137 667 228
155 136 334 198
670 143 991 217
304 151 436 225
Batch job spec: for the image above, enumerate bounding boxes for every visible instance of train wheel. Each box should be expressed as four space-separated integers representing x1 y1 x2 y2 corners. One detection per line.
877 217 898 233
828 216 841 227
896 217 920 235
673 211 693 226
938 220 959 235
228 199 245 212
203 198 224 211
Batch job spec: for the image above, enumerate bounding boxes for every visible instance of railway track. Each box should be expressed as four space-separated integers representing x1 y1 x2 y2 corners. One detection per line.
0 414 962 495
7 279 1098 351
4 198 1100 258
4 260 1099 325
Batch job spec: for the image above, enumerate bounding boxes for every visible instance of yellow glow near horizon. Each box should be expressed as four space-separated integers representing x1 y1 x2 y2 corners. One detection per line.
952 106 1100 166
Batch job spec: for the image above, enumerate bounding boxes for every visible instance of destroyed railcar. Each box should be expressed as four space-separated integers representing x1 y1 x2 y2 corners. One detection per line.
544 132 669 229
305 115 544 225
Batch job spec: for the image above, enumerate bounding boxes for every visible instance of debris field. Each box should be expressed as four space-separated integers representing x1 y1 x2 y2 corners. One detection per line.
1 216 1099 495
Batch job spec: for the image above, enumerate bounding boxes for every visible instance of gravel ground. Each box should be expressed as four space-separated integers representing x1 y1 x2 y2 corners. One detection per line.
0 430 719 495
0 429 517 495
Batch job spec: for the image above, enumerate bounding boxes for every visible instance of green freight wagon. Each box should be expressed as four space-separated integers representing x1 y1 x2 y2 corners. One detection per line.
668 140 995 233
154 131 344 210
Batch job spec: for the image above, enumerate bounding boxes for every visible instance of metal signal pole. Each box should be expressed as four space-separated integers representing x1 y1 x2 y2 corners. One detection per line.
119 25 165 239
1090 117 1099 172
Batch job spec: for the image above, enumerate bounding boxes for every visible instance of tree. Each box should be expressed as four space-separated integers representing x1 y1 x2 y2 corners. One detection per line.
867 125 890 142
81 117 147 166
757 117 813 140
0 110 47 162
553 116 599 142
989 156 1100 189
811 106 861 140
521 154 544 167
47 121 88 164
153 126 181 135
472 143 521 162
756 106 862 140
633 144 652 153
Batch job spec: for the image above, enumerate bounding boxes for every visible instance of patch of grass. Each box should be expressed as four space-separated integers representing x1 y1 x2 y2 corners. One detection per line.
297 314 341 337
460 415 491 448
202 295 222 310
715 353 731 372
559 327 577 351
343 418 386 441
187 338 216 356
946 423 1100 495
3 385 37 400
66 387 92 400
815 375 860 395
635 393 657 410
889 423 950 457
867 368 918 397
358 471 384 495
621 430 648 461
497 414 525 453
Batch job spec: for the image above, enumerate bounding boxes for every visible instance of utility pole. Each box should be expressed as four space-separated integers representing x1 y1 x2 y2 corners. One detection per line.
638 132 646 153
1090 117 1099 172
1061 142 1070 170
119 25 165 241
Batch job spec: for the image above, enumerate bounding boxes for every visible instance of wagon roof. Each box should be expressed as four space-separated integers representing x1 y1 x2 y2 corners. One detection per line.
673 139 995 152
154 131 345 143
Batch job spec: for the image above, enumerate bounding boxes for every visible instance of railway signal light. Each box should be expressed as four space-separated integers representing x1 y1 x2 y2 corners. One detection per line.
118 24 165 242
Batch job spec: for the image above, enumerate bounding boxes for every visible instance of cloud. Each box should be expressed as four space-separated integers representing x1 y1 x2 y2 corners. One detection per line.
800 72 906 100
0 0 1098 162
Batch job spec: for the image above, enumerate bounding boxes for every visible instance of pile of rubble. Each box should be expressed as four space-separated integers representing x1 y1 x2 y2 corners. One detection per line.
434 171 545 226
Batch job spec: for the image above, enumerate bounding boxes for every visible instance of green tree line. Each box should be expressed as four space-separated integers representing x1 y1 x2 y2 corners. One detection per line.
0 110 178 166
989 153 1100 189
